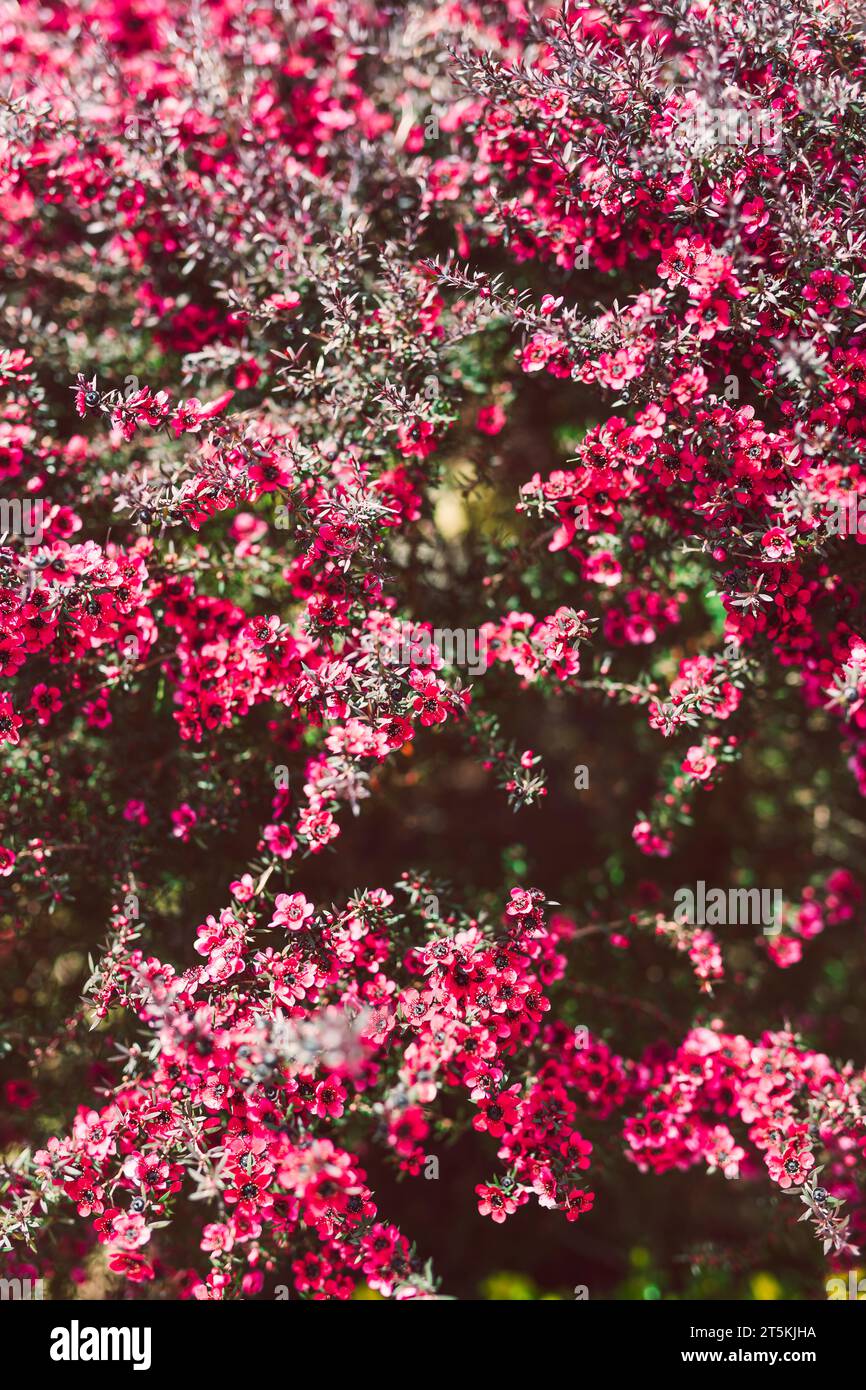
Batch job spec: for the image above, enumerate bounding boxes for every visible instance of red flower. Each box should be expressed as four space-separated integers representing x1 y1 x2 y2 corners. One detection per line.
473 1085 523 1137
0 697 23 745
475 1184 518 1223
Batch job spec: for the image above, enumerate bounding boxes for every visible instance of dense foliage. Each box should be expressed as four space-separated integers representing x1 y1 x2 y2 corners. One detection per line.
3 0 866 1300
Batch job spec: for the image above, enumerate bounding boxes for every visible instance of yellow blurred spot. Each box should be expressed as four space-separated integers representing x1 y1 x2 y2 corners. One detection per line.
352 1283 384 1300
434 490 469 539
630 1246 651 1269
480 1271 536 1300
751 1272 781 1301
52 951 84 985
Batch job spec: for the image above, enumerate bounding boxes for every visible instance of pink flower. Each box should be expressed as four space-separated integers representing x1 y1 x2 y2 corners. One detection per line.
760 527 794 561
263 823 298 859
271 892 315 930
230 873 256 902
475 1184 519 1223
476 404 506 435
681 746 718 781
803 268 851 315
171 804 198 842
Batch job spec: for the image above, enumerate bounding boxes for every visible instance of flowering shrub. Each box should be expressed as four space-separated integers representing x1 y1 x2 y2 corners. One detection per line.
3 0 866 1301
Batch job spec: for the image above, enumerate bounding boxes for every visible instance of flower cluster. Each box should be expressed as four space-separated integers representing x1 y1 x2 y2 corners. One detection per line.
3 0 866 1301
